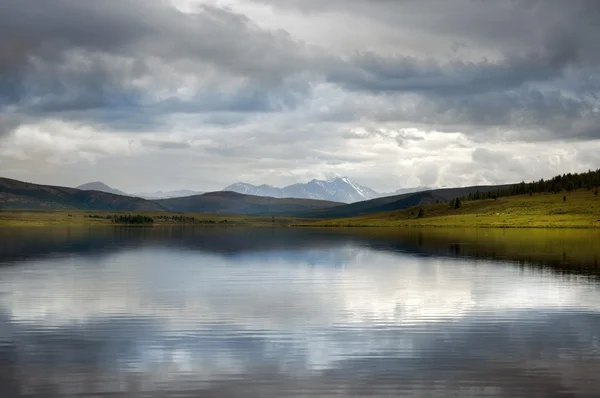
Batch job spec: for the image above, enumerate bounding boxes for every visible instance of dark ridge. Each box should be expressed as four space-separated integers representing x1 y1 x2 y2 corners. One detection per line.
296 184 514 219
0 177 163 211
156 191 343 215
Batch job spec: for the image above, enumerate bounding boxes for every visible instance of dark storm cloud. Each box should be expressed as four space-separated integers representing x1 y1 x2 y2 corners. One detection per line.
0 0 305 80
257 0 600 140
372 89 599 141
0 0 311 132
329 48 569 95
0 0 599 143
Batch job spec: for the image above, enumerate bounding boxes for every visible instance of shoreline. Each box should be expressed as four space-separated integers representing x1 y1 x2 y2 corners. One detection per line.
1 219 599 229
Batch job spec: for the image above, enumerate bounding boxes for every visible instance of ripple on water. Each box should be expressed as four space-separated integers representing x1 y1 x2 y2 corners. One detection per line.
0 227 599 397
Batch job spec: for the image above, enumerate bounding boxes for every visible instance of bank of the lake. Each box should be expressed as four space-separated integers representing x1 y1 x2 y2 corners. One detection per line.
0 210 296 227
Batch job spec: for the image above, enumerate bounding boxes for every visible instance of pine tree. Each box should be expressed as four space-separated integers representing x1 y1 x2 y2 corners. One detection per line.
454 198 462 209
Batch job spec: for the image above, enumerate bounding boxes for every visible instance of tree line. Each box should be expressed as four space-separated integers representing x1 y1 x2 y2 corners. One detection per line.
462 168 600 202
86 214 154 224
87 214 229 224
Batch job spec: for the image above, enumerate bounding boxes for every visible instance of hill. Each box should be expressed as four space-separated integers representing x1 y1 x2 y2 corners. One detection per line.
298 189 600 228
298 184 513 219
157 191 342 215
0 178 163 211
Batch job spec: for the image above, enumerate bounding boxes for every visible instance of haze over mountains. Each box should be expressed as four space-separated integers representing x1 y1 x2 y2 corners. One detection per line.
77 182 128 196
224 177 379 203
77 177 431 203
76 182 203 200
134 189 205 200
224 177 432 203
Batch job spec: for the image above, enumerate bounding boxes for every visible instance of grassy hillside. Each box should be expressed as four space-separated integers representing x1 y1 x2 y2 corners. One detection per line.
0 177 163 211
298 189 600 228
298 184 512 219
157 191 342 214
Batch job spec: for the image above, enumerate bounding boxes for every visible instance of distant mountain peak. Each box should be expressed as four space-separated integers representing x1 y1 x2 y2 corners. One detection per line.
78 181 111 189
223 177 379 203
77 181 127 196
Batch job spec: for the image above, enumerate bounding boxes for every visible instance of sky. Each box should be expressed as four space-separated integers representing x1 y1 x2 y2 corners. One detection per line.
1 0 600 193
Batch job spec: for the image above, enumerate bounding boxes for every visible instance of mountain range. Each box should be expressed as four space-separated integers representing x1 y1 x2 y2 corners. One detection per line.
76 177 430 204
223 177 430 203
0 176 516 218
1 177 340 214
0 175 523 220
223 177 378 203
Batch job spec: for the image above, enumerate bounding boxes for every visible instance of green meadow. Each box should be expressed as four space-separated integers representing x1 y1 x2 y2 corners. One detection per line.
0 210 296 227
297 189 600 228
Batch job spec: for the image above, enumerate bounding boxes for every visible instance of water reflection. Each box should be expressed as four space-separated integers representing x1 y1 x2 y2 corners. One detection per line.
0 227 599 397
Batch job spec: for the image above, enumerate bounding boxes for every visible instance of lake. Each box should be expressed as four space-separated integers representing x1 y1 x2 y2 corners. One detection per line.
1 227 600 397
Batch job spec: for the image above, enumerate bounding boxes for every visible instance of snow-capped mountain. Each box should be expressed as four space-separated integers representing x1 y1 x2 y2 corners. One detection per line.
223 177 380 203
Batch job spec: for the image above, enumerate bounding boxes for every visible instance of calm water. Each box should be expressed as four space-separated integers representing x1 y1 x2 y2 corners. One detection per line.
1 227 600 397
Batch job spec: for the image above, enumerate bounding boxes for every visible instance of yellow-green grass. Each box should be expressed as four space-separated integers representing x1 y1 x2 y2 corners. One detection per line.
297 189 600 228
0 209 298 227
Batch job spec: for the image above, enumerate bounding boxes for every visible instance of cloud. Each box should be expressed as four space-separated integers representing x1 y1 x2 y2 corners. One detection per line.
0 112 21 138
1 0 600 190
252 0 600 140
140 139 191 150
0 0 313 132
